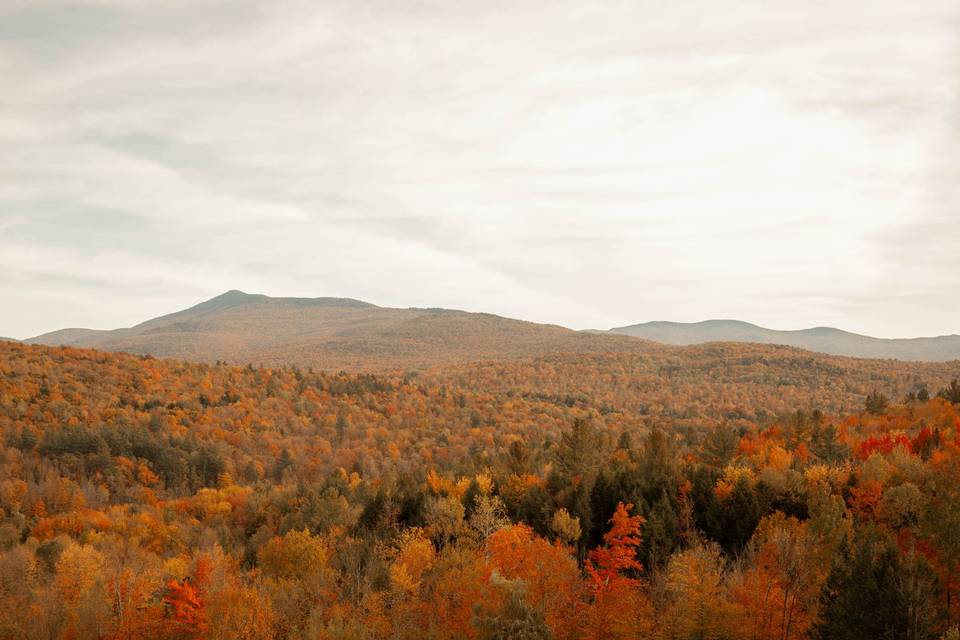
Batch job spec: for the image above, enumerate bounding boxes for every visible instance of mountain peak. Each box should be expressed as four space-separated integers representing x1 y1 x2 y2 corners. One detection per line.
221 289 251 297
186 290 267 314
698 319 762 328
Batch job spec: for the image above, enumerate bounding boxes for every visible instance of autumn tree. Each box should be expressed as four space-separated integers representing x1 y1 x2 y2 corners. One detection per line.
257 529 336 637
733 514 824 640
486 524 581 638
582 502 651 639
661 542 733 640
474 573 551 640
164 578 207 639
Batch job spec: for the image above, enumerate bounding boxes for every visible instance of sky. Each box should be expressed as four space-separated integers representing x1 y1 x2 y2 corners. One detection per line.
1 0 959 340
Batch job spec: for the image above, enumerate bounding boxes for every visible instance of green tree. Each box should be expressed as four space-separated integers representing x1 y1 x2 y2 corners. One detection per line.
815 527 942 640
865 390 889 415
810 423 850 463
553 418 604 560
938 380 960 405
702 424 739 468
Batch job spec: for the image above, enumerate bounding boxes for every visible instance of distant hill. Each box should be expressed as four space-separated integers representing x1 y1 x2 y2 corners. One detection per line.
24 292 960 368
26 290 651 370
0 337 19 343
609 319 960 362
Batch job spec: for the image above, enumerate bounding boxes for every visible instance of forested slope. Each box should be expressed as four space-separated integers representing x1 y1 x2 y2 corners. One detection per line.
2 341 960 639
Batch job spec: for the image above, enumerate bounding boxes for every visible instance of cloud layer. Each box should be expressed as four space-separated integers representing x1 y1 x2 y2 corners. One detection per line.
2 0 958 339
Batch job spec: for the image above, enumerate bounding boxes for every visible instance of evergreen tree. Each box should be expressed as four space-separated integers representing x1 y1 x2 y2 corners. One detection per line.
865 390 890 415
640 490 679 568
815 527 941 640
701 424 739 468
938 380 960 405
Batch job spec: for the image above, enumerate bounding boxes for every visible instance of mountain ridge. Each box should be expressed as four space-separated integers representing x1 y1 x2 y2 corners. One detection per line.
609 319 960 362
26 290 651 370
23 291 960 366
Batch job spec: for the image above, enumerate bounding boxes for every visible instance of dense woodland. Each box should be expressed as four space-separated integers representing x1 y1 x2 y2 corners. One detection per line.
1 340 960 639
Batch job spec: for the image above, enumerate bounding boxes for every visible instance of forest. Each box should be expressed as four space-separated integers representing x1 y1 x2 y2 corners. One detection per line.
1 340 960 639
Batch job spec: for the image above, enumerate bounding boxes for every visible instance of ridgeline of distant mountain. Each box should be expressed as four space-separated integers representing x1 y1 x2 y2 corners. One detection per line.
609 319 960 362
26 290 651 370
23 292 960 369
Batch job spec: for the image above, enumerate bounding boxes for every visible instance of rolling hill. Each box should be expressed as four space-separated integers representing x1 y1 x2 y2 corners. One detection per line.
609 319 960 362
2 337 960 639
25 290 651 370
25 292 960 369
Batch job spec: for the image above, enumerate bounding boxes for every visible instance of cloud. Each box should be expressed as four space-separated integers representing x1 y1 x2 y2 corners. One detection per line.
1 0 958 339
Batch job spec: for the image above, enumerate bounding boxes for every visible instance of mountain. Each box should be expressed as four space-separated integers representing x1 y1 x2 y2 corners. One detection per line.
0 337 19 343
25 292 960 367
26 290 650 370
609 319 960 362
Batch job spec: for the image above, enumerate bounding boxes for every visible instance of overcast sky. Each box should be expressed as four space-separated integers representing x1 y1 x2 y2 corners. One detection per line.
1 0 958 340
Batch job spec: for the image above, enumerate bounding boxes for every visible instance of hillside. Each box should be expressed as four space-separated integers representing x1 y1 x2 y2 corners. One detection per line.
26 290 651 370
2 341 960 639
609 319 960 362
25 293 960 371
421 342 960 424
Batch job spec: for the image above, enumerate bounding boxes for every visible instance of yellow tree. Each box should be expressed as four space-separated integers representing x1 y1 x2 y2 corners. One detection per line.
662 542 733 640
55 542 110 639
387 527 437 640
257 529 337 637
